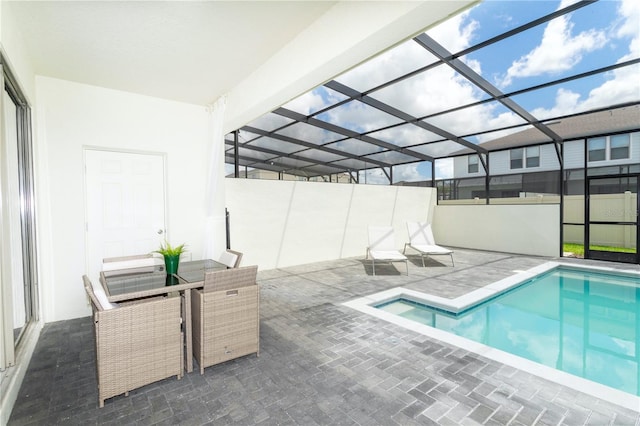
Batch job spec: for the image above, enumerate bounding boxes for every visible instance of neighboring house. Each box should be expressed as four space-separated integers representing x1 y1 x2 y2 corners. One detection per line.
226 168 353 183
450 106 640 198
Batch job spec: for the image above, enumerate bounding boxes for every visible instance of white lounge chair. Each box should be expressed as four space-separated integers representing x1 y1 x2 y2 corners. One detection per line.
404 221 454 267
367 226 408 276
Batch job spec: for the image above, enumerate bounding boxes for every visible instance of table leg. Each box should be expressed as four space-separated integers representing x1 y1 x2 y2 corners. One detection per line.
184 289 193 373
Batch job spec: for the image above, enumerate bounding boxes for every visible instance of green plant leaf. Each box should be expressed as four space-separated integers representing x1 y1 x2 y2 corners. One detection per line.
152 240 187 256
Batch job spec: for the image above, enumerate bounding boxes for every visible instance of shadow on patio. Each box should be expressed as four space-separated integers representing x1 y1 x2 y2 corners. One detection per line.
9 249 640 425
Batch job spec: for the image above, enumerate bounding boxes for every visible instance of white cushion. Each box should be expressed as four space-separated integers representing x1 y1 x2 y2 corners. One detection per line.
410 244 452 255
369 250 408 261
91 279 117 310
218 251 238 268
423 224 436 245
102 257 157 274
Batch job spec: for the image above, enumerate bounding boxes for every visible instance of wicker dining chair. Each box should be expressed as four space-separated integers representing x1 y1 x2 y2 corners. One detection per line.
191 265 259 374
218 249 243 268
102 253 157 276
83 275 183 407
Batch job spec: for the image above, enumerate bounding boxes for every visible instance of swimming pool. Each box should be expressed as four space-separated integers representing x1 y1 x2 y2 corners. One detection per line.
378 266 640 395
343 262 640 411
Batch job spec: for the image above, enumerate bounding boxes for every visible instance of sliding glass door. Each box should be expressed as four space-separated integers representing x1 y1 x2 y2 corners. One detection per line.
0 63 38 369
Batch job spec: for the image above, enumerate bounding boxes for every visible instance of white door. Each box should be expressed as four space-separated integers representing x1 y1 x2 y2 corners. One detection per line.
84 149 166 281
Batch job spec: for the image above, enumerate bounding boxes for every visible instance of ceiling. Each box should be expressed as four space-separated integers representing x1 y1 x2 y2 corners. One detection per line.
9 1 337 105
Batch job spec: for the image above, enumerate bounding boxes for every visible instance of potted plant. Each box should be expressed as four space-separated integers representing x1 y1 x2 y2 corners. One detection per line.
153 241 187 275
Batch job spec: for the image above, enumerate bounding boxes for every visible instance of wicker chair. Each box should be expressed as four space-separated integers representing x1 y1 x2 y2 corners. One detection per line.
218 249 243 268
191 265 259 374
102 253 157 277
83 275 183 407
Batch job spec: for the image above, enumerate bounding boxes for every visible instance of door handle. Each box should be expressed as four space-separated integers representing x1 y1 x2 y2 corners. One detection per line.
157 229 164 235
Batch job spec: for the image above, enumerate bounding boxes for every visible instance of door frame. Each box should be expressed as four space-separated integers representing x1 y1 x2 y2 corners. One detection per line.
83 147 169 277
585 172 639 264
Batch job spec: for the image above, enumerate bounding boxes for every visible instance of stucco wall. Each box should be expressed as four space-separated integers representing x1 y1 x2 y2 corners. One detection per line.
34 76 227 322
433 204 560 257
0 3 39 422
225 179 437 269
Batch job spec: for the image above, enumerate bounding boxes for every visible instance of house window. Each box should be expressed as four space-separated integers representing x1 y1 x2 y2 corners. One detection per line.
610 134 630 160
588 137 606 162
468 155 478 173
526 146 540 168
510 148 523 169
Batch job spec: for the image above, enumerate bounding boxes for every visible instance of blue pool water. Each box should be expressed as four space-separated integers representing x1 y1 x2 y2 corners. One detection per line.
377 266 640 396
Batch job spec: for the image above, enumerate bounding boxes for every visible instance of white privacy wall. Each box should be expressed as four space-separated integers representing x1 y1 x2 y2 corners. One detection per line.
225 179 436 269
35 77 226 322
433 204 560 257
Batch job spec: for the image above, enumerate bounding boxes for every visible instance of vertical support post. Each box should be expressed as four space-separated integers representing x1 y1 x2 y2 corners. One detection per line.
623 190 632 249
432 161 438 202
636 178 640 264
225 208 231 249
551 139 565 258
233 130 239 178
485 153 490 205
559 141 565 258
584 139 590 260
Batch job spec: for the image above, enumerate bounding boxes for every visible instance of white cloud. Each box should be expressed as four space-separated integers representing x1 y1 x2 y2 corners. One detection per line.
531 87 582 119
359 168 390 185
282 90 328 116
426 9 478 54
282 87 347 116
498 6 607 88
529 0 640 118
336 39 439 92
392 163 425 183
435 158 453 179
615 0 640 40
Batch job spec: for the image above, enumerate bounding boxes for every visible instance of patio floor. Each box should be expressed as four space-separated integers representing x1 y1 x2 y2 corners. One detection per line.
8 249 640 425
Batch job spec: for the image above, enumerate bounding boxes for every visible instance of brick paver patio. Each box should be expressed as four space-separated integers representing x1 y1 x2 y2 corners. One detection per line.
8 249 640 425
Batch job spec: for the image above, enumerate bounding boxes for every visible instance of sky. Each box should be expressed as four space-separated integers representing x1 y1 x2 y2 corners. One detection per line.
232 0 640 184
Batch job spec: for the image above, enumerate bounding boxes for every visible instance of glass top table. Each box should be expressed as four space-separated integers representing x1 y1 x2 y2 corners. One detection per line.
102 259 227 302
100 258 227 374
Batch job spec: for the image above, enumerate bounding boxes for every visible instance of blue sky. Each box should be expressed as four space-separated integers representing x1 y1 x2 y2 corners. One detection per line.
240 0 640 183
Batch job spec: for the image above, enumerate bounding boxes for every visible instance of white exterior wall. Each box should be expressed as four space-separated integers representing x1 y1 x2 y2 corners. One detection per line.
0 2 36 101
567 132 640 169
632 132 640 162
0 3 39 423
433 204 560 257
225 179 436 270
486 144 559 176
35 76 225 322
453 132 639 178
563 140 585 169
453 155 486 179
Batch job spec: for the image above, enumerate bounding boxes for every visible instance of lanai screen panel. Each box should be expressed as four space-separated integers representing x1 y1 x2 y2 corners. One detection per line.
227 0 640 181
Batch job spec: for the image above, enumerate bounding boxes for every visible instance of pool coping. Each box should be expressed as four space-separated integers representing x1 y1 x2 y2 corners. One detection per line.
343 261 640 413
